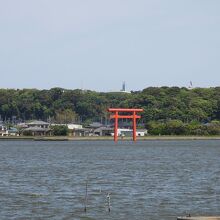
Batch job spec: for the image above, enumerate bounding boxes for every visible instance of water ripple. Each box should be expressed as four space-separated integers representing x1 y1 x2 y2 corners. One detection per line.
0 140 220 219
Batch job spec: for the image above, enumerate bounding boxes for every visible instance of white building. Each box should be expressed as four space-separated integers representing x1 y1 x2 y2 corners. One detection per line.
0 123 7 136
111 129 147 137
51 123 83 129
67 124 83 129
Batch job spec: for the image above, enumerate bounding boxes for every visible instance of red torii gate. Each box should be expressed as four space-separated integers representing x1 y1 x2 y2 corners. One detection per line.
108 108 143 142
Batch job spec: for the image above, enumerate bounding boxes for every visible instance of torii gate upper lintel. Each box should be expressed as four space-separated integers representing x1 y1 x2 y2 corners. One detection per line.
108 108 143 142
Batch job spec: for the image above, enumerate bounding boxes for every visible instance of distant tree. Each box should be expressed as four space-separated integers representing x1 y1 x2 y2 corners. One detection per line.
51 125 68 136
0 86 220 137
147 121 166 135
54 109 77 124
164 120 186 135
23 130 33 136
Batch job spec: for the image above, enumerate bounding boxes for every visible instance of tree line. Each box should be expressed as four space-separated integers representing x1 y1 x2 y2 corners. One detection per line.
1 87 220 135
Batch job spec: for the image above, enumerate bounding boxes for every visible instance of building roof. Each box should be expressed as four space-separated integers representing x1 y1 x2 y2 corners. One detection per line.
17 123 28 128
23 127 50 132
94 127 114 133
88 122 103 128
27 120 50 125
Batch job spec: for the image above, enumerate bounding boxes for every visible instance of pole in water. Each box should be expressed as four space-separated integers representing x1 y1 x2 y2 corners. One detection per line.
84 179 88 212
107 193 111 212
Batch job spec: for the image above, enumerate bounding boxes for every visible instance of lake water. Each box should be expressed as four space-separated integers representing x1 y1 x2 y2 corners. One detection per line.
0 140 220 220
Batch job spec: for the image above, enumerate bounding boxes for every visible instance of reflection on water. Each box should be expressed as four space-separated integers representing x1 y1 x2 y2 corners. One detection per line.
0 140 220 220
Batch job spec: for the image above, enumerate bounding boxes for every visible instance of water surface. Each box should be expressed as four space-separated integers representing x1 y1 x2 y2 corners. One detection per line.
0 140 220 220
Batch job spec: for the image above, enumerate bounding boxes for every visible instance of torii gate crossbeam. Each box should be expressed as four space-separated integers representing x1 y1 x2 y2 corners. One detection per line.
108 108 143 142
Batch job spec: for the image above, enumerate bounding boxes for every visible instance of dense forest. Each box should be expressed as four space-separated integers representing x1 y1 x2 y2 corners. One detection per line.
1 87 220 135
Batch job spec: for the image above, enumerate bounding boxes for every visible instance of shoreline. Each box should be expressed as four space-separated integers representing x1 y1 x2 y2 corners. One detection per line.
1 136 220 141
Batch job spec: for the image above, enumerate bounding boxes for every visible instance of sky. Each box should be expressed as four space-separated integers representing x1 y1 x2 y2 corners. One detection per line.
0 0 220 92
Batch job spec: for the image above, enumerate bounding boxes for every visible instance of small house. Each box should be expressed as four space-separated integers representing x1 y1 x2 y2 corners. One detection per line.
26 120 50 129
22 120 51 136
93 127 114 136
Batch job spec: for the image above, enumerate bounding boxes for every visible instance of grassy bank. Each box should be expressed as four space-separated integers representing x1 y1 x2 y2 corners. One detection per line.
1 135 220 141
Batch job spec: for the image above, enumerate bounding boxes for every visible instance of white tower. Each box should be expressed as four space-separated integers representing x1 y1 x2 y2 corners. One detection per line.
121 81 126 92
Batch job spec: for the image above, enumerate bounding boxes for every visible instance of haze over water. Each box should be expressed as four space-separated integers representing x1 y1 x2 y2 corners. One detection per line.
0 140 220 220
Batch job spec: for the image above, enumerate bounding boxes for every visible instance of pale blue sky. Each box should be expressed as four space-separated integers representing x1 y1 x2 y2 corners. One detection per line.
0 0 220 91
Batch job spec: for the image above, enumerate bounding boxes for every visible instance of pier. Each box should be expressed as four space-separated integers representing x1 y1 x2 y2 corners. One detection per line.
177 217 220 220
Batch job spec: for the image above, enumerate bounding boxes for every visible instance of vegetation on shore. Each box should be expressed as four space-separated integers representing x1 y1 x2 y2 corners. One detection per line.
1 135 220 141
1 87 220 135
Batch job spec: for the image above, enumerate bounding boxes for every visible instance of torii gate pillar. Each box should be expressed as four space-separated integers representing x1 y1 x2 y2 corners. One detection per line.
108 108 143 142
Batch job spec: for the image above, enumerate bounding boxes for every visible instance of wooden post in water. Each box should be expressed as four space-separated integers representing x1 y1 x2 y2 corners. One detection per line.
84 179 88 212
177 217 220 220
107 193 111 212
